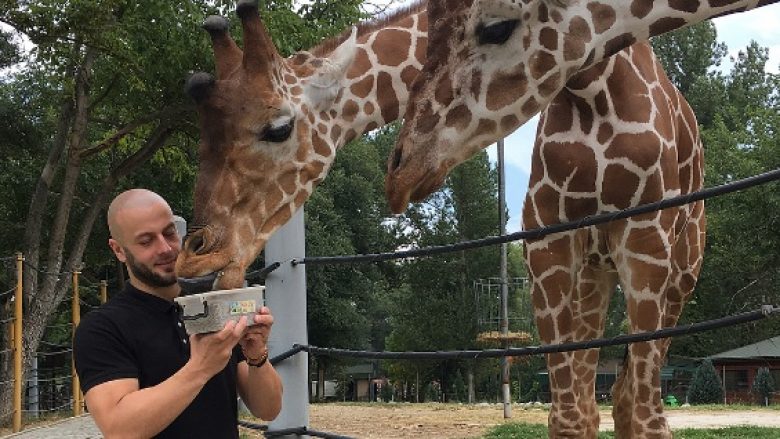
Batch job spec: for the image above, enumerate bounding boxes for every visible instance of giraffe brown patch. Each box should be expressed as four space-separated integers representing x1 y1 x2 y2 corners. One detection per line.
557 307 573 335
317 123 327 134
604 34 636 59
373 29 412 67
474 118 497 137
344 129 357 143
486 68 528 111
376 71 399 122
302 160 325 183
572 94 594 135
539 27 558 51
601 164 639 209
364 101 375 115
350 75 375 99
529 51 556 80
365 121 379 132
285 74 297 84
521 96 540 117
540 270 570 309
552 367 572 392
534 184 563 225
563 16 591 61
608 69 652 124
630 0 654 18
605 132 661 170
544 141 598 191
416 102 440 135
293 189 308 208
342 100 360 123
669 0 700 13
587 3 617 34
312 133 331 156
536 314 555 342
415 36 427 64
543 98 573 136
445 104 472 131
470 70 482 100
639 170 663 204
595 90 609 117
435 75 453 106
538 2 549 22
347 48 371 80
500 114 519 133
628 257 670 297
538 72 561 98
278 171 297 195
626 226 666 256
401 65 420 90
330 124 342 143
565 196 598 220
264 186 284 215
649 17 689 38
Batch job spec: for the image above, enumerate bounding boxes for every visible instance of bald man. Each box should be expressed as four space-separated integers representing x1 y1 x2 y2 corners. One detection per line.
74 189 282 438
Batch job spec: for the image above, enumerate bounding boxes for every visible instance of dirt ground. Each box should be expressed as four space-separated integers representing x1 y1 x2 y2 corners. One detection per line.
5 404 780 438
240 403 780 439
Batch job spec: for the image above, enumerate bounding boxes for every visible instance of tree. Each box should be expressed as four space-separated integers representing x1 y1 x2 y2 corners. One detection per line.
752 367 775 406
687 359 724 404
0 0 368 420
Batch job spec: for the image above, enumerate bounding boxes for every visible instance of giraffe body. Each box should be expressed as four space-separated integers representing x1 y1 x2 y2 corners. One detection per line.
525 41 705 438
374 0 761 436
177 1 427 288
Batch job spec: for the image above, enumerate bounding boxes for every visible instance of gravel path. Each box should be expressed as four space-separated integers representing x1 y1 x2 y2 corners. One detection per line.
4 406 780 438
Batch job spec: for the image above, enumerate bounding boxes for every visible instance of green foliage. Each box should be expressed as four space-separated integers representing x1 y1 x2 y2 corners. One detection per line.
380 381 393 402
752 367 775 406
450 369 467 402
424 381 440 402
687 360 724 405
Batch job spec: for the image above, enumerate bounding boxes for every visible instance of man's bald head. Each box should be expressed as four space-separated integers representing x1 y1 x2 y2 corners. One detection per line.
108 189 172 243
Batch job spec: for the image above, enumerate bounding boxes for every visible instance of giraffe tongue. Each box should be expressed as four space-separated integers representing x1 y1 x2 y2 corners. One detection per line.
178 273 219 296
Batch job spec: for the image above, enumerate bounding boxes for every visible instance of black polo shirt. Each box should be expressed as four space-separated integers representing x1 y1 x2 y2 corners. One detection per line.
74 282 243 438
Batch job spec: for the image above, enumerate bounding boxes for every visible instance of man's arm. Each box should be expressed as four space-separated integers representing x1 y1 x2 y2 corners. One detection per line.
237 307 283 420
85 318 248 438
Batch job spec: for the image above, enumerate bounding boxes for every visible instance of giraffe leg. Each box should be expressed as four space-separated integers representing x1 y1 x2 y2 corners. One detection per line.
610 227 675 439
527 233 615 438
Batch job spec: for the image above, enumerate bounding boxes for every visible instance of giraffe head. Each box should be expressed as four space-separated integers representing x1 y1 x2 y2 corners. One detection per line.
385 0 769 213
177 0 428 289
176 0 360 288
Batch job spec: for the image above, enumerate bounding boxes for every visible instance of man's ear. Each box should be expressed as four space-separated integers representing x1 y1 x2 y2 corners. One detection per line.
108 238 127 263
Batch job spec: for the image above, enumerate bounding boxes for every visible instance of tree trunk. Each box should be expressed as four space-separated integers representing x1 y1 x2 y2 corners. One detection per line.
317 360 326 402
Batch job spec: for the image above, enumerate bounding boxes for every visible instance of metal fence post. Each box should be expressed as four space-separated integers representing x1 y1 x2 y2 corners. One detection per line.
99 280 107 304
13 252 23 432
71 269 82 416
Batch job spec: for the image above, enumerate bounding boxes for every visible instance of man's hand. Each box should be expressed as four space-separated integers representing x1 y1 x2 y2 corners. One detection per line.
239 306 273 362
189 316 248 379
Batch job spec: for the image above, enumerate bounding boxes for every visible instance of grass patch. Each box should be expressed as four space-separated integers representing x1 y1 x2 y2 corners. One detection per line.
483 424 780 438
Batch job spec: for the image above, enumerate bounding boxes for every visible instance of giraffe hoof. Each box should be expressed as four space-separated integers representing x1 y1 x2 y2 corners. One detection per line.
202 16 229 34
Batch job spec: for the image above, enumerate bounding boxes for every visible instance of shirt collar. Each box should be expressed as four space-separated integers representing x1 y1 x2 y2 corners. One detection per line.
123 282 179 314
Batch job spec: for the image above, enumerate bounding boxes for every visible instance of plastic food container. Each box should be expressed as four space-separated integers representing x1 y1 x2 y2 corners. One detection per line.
174 286 265 334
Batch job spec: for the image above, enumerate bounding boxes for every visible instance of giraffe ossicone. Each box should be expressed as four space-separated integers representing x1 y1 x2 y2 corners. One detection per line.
175 0 428 289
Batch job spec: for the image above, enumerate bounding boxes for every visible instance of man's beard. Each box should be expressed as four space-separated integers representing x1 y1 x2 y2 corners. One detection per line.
124 248 178 288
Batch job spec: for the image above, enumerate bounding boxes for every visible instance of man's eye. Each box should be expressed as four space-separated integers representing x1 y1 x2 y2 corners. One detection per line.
261 120 294 143
477 20 520 46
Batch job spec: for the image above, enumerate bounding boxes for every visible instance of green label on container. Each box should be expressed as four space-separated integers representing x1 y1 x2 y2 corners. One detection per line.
229 300 256 315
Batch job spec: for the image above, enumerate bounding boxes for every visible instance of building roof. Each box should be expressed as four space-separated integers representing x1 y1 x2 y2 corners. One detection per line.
709 335 780 360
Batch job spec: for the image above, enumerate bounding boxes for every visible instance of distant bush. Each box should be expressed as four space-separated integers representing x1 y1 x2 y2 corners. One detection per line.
687 359 724 404
752 367 775 406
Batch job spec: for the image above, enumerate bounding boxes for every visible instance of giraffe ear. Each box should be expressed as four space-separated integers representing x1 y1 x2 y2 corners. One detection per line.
305 26 358 110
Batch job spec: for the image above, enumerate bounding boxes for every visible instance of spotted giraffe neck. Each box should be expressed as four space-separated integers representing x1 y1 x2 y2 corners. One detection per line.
303 3 427 147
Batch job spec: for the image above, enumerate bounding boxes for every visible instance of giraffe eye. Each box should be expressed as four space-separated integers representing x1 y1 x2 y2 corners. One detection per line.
477 20 520 45
261 119 294 143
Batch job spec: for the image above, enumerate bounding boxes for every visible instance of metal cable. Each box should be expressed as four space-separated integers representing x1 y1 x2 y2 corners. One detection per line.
273 305 779 361
296 167 780 265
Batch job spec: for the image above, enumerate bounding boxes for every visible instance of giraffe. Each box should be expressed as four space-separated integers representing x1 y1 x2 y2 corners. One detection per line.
175 0 427 289
374 0 776 437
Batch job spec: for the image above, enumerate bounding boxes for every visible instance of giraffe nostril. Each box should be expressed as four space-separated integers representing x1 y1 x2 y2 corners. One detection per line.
188 235 206 255
391 147 403 172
